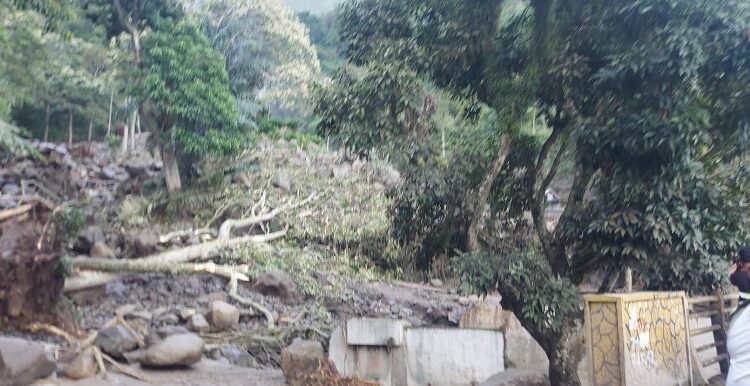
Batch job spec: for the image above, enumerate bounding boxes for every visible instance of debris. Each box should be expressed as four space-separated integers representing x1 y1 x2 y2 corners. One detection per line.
75 225 105 254
65 347 98 380
479 369 550 386
0 337 56 386
208 301 240 332
142 333 204 368
89 241 116 259
430 278 444 288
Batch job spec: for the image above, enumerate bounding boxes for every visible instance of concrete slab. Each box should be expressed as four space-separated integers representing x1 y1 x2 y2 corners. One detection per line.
329 326 408 386
405 327 505 386
346 318 408 347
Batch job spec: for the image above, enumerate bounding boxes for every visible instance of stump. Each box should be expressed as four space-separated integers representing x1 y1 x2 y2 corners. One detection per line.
0 216 64 325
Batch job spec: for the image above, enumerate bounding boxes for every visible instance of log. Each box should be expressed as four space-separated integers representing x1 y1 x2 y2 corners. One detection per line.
0 204 33 222
0 195 56 210
63 229 287 292
71 258 251 282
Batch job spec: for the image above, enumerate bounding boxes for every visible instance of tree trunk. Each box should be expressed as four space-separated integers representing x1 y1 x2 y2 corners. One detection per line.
544 322 585 386
107 88 114 137
467 134 512 252
44 104 50 142
161 145 182 196
68 109 73 146
136 113 141 133
130 117 136 150
87 120 93 143
121 115 129 154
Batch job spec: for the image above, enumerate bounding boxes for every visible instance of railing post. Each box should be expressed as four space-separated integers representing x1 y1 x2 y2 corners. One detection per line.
712 292 730 375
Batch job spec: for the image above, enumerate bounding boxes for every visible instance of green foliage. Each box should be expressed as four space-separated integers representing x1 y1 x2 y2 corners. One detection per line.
49 205 85 250
453 249 579 334
139 20 242 163
0 120 33 157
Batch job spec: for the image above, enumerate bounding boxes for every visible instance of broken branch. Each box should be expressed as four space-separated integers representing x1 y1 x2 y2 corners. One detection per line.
71 258 251 282
0 194 56 210
0 204 33 222
228 275 275 329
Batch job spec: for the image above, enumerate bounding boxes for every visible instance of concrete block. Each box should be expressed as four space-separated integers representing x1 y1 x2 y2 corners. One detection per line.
329 325 408 386
405 327 505 386
346 318 408 347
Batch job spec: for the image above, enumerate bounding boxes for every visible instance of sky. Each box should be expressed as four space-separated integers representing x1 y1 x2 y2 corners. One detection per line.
284 0 341 14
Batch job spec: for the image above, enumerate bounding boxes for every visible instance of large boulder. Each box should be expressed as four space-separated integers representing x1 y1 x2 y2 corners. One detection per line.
0 337 56 386
96 324 139 359
281 338 326 386
459 303 549 371
480 369 550 386
207 300 239 331
142 333 204 368
252 270 298 303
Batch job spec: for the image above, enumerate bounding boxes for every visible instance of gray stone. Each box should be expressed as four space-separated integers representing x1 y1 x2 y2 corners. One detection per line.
115 304 137 317
208 301 239 331
124 310 153 322
157 313 180 325
430 278 444 288
1 183 20 195
281 338 326 386
146 326 191 347
252 270 298 303
89 241 116 259
479 369 550 386
272 172 292 191
187 313 210 333
122 349 145 364
405 328 505 386
179 308 197 321
97 325 138 358
346 318 408 347
0 337 56 386
65 347 97 380
142 333 204 368
220 346 255 368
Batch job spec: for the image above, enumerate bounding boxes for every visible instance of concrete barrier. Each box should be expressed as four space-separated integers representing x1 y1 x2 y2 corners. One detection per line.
405 328 504 386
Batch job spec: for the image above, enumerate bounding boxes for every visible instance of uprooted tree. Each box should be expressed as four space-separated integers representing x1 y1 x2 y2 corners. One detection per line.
334 0 750 384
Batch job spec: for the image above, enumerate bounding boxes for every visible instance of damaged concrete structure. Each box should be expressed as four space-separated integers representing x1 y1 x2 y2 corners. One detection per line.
330 305 549 386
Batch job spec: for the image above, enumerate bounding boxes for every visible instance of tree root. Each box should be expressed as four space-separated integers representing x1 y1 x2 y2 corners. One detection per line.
228 275 275 329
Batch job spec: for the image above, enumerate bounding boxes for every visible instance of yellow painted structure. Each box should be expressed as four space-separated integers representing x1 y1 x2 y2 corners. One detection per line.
584 292 692 386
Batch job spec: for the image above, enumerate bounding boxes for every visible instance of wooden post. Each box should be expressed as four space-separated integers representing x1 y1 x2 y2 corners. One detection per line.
712 292 730 375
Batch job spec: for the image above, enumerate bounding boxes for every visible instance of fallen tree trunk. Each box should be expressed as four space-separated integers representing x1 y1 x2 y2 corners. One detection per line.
0 204 33 222
71 258 250 282
64 229 287 292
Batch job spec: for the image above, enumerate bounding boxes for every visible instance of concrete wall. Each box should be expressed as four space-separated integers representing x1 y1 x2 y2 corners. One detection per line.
405 328 505 386
330 318 506 386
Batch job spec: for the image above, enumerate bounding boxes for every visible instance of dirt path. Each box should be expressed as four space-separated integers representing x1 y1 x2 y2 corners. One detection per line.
55 359 285 386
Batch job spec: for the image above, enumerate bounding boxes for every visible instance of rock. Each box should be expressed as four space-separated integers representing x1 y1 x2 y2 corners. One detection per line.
208 301 239 331
187 314 210 333
252 270 298 303
123 349 145 364
146 326 191 347
220 346 255 368
65 347 97 380
96 325 138 359
272 172 292 191
0 337 56 386
129 230 158 255
1 183 20 195
430 278 444 288
157 313 180 325
179 308 197 321
115 304 137 317
89 241 116 259
480 369 550 386
280 338 326 386
75 225 105 253
142 333 204 368
124 310 153 322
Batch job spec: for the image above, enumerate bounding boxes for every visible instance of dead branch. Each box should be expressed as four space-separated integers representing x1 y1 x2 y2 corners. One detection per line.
0 204 33 222
71 257 251 282
0 194 56 210
23 323 77 343
219 193 317 240
64 229 286 292
228 275 275 329
158 228 194 244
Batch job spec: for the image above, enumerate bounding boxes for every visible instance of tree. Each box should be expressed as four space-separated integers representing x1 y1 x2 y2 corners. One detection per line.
195 0 323 121
137 20 241 194
336 0 750 384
